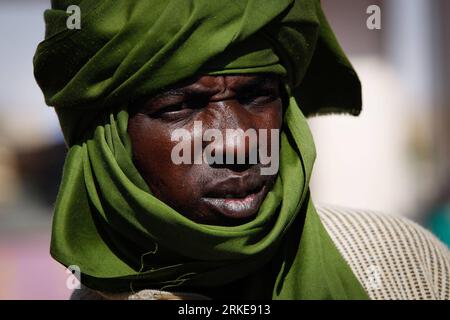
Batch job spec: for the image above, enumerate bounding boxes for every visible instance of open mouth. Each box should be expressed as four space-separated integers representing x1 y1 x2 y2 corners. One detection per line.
201 184 267 220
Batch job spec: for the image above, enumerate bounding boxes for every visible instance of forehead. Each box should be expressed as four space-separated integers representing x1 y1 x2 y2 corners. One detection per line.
190 74 278 89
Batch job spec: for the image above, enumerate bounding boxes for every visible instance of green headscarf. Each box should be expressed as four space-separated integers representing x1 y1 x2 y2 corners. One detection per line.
34 0 368 299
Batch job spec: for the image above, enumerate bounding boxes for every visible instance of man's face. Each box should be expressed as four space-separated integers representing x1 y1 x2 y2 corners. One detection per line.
128 74 283 226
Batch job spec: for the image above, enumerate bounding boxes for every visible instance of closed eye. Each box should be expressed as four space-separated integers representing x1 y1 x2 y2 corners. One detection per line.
151 103 185 118
238 94 277 106
152 96 209 120
185 96 209 109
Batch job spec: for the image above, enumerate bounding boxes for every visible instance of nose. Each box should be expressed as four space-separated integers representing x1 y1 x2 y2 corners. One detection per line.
204 101 258 171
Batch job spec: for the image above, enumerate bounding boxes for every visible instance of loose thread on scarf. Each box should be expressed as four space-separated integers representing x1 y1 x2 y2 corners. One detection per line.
129 242 159 294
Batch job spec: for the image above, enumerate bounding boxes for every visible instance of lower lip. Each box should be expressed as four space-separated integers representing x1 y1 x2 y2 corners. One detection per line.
201 186 266 220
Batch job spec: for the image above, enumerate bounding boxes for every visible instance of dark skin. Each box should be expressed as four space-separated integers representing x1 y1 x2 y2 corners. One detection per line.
128 74 283 226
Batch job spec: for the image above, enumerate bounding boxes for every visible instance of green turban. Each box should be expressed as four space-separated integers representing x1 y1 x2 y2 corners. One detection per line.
34 0 368 299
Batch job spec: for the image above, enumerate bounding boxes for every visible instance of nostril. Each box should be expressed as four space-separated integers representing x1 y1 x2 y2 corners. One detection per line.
210 162 254 172
208 147 260 172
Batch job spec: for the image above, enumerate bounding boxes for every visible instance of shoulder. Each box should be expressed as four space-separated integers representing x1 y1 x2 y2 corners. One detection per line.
316 205 450 300
70 286 210 300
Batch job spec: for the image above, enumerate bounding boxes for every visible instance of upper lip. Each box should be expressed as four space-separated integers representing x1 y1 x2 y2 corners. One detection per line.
203 174 265 199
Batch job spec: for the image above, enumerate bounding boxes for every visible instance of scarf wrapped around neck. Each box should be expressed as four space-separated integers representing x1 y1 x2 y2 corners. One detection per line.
33 0 368 299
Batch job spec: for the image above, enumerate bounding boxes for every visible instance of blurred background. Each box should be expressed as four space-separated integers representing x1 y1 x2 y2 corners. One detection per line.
0 0 449 299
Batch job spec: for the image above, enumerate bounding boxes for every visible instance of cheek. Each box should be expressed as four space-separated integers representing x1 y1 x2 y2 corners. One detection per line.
269 103 283 129
254 102 283 130
253 103 282 158
128 116 178 190
128 117 171 172
127 115 200 206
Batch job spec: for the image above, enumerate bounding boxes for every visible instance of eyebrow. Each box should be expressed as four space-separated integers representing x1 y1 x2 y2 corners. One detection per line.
152 75 278 100
233 76 278 93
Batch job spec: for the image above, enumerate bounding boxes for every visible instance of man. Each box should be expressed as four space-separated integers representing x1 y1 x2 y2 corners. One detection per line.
34 0 449 299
